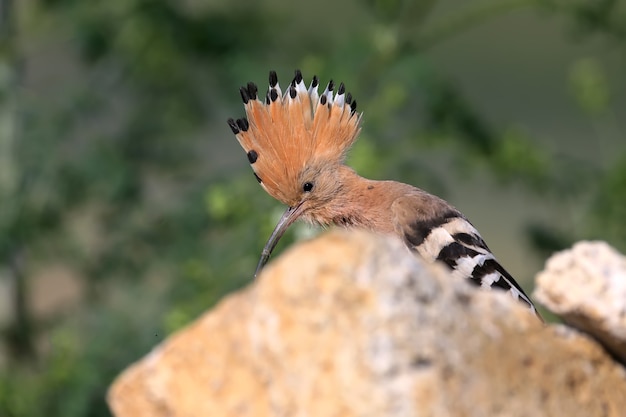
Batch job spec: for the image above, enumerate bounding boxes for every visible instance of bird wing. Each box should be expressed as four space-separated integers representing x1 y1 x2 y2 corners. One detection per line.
391 194 537 313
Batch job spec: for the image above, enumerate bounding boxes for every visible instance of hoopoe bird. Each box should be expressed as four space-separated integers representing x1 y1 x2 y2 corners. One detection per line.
227 70 540 317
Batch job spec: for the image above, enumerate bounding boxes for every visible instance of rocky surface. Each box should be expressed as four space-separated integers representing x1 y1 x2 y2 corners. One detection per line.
108 231 626 417
534 240 626 364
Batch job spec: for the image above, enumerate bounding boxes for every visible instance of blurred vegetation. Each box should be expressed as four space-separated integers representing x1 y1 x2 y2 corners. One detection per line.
0 0 624 415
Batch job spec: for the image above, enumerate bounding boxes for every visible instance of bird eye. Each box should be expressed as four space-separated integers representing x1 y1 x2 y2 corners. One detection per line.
303 182 314 192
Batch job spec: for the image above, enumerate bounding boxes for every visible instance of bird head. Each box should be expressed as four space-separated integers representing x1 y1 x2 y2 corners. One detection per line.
227 70 363 277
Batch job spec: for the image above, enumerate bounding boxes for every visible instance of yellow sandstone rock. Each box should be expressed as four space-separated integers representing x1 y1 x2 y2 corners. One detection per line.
108 231 626 417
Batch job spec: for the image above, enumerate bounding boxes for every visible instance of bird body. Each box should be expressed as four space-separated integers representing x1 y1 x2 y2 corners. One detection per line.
228 70 540 317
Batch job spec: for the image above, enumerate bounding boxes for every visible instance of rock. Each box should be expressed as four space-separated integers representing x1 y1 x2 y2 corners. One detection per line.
108 231 626 417
533 240 626 364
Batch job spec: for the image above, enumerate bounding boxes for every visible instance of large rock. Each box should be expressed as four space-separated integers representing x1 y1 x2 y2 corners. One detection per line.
108 231 626 417
533 241 626 364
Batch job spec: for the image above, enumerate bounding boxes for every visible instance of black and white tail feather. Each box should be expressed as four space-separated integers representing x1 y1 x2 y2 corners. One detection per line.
396 195 540 317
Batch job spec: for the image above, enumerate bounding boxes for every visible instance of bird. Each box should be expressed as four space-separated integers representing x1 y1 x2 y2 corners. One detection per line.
227 69 540 317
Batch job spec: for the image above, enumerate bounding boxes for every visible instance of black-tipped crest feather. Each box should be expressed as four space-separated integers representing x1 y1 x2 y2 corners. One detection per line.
227 70 363 207
269 70 278 87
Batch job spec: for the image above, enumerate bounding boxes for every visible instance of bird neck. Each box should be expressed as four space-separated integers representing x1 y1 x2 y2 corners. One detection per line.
325 166 403 235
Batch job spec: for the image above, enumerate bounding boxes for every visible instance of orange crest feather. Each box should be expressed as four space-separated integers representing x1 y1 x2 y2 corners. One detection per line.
228 70 362 205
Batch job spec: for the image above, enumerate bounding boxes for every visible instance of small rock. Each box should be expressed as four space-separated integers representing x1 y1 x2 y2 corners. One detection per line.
534 240 626 364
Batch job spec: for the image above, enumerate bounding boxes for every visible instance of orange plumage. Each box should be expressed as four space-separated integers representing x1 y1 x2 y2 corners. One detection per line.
229 70 361 208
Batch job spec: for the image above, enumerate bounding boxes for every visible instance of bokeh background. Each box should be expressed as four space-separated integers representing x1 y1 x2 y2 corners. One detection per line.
1 0 625 415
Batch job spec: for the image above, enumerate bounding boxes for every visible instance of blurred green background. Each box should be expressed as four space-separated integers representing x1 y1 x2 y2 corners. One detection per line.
0 0 625 415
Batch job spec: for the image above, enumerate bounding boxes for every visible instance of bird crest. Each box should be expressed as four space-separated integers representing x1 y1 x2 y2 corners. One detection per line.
227 70 362 206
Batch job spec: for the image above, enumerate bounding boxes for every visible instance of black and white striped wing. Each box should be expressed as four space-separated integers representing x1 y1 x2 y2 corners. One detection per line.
391 195 538 314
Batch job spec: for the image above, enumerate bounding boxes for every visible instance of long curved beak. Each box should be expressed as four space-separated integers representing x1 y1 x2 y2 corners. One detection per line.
254 204 304 279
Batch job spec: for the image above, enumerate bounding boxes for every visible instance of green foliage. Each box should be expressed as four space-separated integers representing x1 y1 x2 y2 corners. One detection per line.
1 0 625 416
1 304 165 417
569 58 610 115
590 154 626 250
492 128 551 189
